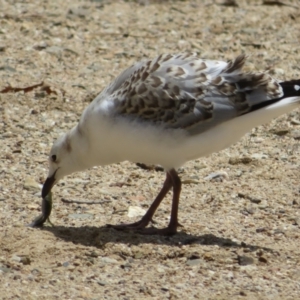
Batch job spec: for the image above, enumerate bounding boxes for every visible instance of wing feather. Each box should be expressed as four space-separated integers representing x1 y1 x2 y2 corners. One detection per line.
95 53 284 135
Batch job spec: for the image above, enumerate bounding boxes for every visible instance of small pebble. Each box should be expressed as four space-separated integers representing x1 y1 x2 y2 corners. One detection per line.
204 171 228 182
24 177 42 191
186 259 202 266
127 206 146 218
238 255 255 266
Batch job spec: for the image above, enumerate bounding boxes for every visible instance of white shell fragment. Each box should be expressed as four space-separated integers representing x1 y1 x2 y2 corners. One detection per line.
127 206 146 218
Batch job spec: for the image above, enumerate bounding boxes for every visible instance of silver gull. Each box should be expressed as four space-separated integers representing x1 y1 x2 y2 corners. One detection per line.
39 53 300 235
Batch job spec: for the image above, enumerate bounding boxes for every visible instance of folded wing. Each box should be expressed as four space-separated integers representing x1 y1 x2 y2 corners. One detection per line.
99 53 285 135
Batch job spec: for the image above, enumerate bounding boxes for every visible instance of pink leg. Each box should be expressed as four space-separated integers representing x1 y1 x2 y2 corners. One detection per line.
139 169 182 235
108 169 182 236
107 172 172 230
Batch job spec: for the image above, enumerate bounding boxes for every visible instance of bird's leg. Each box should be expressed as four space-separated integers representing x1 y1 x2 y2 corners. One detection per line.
139 169 182 235
107 172 172 230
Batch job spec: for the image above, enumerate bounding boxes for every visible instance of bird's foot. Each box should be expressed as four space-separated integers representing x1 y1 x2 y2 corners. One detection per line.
136 219 182 235
107 217 154 231
108 220 181 236
136 225 178 236
107 213 183 235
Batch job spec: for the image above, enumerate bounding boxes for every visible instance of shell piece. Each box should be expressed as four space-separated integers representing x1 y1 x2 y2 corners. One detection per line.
28 192 53 227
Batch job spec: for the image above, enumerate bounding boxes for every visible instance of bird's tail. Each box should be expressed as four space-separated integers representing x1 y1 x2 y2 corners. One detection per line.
280 80 300 98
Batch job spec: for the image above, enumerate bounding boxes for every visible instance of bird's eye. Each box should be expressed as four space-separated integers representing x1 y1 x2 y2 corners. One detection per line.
51 155 57 162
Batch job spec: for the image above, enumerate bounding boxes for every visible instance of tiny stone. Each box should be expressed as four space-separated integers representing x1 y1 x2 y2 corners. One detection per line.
0 266 11 273
186 259 202 266
49 279 58 285
45 46 64 57
256 227 268 233
127 206 146 218
33 41 48 50
289 270 300 280
20 256 31 265
68 213 93 220
0 65 16 72
204 171 228 182
248 197 262 204
121 263 132 270
31 269 40 276
258 256 268 263
27 274 34 281
100 257 119 264
68 8 90 18
134 252 145 259
11 255 21 262
31 109 39 115
269 128 289 136
269 68 285 76
251 153 268 159
181 176 200 184
62 261 70 267
228 157 252 165
238 255 254 266
246 207 255 215
291 119 300 125
24 177 42 191
88 251 99 258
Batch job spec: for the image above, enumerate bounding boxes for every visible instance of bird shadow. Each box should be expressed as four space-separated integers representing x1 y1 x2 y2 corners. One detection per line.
39 224 276 254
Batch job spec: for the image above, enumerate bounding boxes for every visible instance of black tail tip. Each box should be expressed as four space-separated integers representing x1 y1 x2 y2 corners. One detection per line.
280 80 300 98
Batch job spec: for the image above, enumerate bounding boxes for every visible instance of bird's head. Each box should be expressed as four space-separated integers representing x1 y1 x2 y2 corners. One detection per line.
42 131 82 198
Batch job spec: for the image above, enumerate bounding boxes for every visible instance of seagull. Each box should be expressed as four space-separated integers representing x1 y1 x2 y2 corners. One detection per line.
39 53 300 235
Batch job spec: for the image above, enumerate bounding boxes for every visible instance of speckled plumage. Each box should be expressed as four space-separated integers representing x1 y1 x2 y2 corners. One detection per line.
95 53 284 134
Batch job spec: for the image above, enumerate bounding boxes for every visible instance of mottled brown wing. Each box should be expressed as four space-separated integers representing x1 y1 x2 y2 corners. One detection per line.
107 53 283 135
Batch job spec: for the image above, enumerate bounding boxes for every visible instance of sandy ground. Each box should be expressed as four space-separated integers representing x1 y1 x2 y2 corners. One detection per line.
1 0 300 299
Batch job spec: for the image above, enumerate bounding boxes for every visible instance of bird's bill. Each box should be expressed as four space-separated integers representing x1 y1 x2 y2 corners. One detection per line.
42 171 57 198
